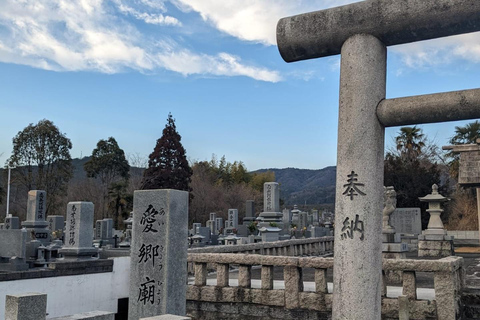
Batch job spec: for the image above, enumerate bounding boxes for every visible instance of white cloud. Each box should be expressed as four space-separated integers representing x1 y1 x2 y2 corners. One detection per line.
0 0 281 82
155 49 282 82
172 0 359 45
391 32 480 71
117 3 181 26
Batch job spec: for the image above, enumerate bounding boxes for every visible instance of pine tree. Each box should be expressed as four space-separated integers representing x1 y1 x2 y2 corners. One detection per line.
141 113 193 191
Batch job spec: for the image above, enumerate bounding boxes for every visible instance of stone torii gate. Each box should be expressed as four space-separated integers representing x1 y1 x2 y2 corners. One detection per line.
277 0 480 319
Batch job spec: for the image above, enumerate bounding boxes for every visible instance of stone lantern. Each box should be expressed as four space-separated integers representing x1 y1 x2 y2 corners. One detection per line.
418 184 453 257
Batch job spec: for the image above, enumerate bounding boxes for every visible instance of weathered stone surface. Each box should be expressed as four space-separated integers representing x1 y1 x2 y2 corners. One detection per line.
5 293 47 320
0 229 27 258
141 315 191 320
383 256 463 272
59 202 98 258
23 190 48 227
402 271 417 300
435 271 463 320
261 265 274 290
216 263 229 287
284 266 302 309
333 33 386 320
378 88 480 127
389 208 422 235
50 311 115 320
277 0 480 62
129 189 189 319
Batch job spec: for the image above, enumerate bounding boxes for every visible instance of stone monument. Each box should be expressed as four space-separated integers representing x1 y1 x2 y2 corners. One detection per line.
59 202 98 260
277 1 480 318
22 190 50 244
418 184 454 257
257 182 283 228
444 140 480 243
242 200 256 225
128 189 188 319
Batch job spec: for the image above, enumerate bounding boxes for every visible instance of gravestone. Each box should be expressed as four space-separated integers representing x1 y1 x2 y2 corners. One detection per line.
59 202 98 259
4 216 20 230
243 200 256 225
47 215 64 239
282 208 292 226
215 218 223 232
0 229 28 271
444 141 480 242
390 208 422 235
192 223 201 235
226 209 238 229
257 183 283 228
95 220 103 240
277 0 480 318
103 218 113 239
128 189 188 319
22 190 50 244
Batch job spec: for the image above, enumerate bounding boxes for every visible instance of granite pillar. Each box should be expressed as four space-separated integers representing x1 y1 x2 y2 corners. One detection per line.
333 34 386 319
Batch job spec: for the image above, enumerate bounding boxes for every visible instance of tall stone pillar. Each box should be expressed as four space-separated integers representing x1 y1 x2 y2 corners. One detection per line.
128 189 188 319
333 34 386 319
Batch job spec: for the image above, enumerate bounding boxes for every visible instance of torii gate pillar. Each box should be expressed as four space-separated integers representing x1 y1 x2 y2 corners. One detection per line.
277 0 480 319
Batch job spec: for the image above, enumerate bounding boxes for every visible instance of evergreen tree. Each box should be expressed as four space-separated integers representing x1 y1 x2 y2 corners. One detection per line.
141 113 192 191
84 137 130 221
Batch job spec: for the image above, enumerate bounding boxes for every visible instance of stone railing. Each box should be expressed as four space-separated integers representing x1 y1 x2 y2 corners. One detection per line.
188 237 334 256
187 253 464 320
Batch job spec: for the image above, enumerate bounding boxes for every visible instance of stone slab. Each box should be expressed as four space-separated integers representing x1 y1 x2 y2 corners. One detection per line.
382 243 408 253
0 229 27 259
5 293 47 320
390 208 422 235
50 311 115 320
129 189 188 320
141 315 191 320
459 150 480 186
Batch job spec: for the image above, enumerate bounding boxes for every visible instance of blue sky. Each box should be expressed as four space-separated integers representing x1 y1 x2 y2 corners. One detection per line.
1 0 480 171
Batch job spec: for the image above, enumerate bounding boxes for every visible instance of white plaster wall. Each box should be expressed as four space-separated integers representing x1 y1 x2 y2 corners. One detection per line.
0 257 131 320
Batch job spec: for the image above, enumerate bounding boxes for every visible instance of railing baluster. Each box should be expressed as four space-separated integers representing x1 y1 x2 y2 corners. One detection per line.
194 262 207 286
284 266 303 309
261 265 274 290
217 263 229 287
315 268 328 293
402 271 417 300
238 265 252 288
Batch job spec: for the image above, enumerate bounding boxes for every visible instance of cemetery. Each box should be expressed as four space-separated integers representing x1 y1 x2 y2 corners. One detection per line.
3 0 480 319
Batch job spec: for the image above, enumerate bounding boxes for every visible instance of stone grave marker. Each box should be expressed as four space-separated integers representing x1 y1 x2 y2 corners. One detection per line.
277 0 480 318
22 190 50 243
59 202 98 259
215 218 223 232
95 220 102 240
4 216 20 230
128 189 188 319
227 209 238 229
390 208 422 235
47 216 64 235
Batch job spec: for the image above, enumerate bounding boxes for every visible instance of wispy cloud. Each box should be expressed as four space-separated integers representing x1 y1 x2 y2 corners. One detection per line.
0 0 281 82
116 3 181 26
173 0 358 46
